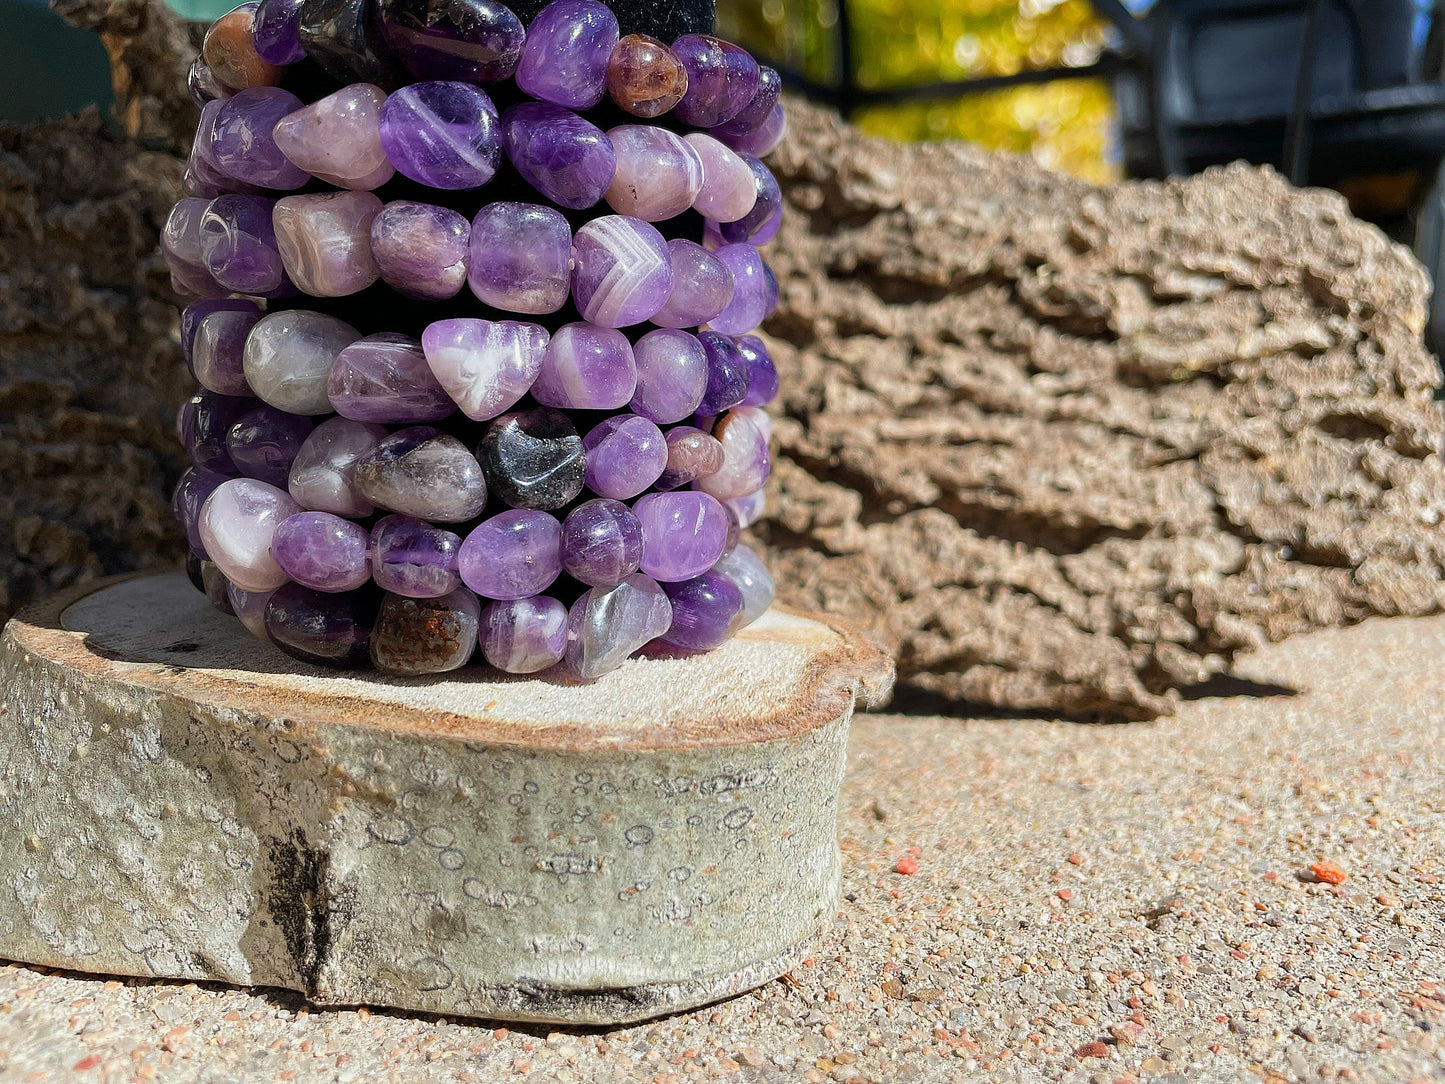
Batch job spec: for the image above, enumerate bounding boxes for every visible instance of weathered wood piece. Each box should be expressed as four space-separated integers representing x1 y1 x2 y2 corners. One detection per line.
0 574 891 1024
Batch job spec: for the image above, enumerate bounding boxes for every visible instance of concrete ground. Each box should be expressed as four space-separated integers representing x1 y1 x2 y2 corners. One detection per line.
1 615 1442 1083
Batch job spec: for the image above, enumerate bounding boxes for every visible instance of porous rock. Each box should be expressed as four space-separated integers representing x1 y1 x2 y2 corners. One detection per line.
759 100 1445 717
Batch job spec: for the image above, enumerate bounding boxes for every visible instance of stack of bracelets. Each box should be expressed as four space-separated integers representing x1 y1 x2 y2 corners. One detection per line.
166 0 782 678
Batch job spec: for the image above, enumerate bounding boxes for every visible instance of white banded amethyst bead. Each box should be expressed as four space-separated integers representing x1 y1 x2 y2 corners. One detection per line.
244 309 360 415
458 509 563 600
570 215 672 328
685 132 757 223
378 81 501 189
467 202 572 314
707 243 769 334
695 407 770 501
370 514 464 597
288 416 388 516
329 333 455 423
193 308 262 396
630 328 707 423
371 588 482 675
371 200 470 300
582 414 666 500
633 490 729 582
209 87 308 189
515 0 618 110
421 318 548 421
604 125 702 221
501 101 616 210
531 322 636 410
564 573 671 679
354 426 489 522
273 190 383 297
479 596 569 674
199 477 301 592
200 194 290 296
649 240 734 329
271 510 372 592
272 83 395 190
713 543 773 628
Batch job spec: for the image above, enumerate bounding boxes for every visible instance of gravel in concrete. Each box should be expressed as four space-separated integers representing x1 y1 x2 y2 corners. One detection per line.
1 615 1442 1083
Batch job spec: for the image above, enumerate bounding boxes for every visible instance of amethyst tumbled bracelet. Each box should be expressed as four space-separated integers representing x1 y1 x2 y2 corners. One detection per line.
168 0 781 679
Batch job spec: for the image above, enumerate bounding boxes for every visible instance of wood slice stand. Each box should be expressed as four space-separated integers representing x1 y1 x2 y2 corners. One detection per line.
0 573 890 1025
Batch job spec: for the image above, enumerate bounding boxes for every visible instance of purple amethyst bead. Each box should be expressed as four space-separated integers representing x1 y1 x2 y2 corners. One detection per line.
725 488 765 529
192 307 262 396
515 0 618 110
370 514 464 597
378 81 502 189
296 0 404 87
226 405 314 488
560 497 643 588
582 414 666 500
288 416 388 516
501 101 615 210
714 65 781 138
564 573 671 679
264 581 378 668
532 322 636 410
570 215 672 328
660 570 743 651
458 509 563 600
671 34 759 128
715 101 786 158
253 0 307 64
735 334 778 406
604 125 703 221
371 588 482 674
695 330 749 416
173 467 234 557
654 425 723 491
713 543 773 627
630 328 707 423
272 84 395 190
271 510 372 591
354 427 489 522
328 333 456 423
479 595 568 673
707 244 769 335
209 87 308 189
162 197 225 297
372 201 470 300
179 390 253 475
199 194 290 296
467 201 572 313
376 0 524 82
714 155 782 246
633 490 729 582
649 240 734 329
422 318 549 421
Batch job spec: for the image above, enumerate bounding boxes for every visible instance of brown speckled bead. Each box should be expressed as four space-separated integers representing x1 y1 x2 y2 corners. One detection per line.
203 6 284 91
606 34 687 118
370 588 481 675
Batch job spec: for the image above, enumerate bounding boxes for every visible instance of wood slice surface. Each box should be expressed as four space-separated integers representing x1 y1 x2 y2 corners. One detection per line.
0 574 892 1024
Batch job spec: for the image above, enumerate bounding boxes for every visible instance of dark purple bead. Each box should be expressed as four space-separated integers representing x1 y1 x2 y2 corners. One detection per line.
209 87 308 189
199 194 290 297
192 307 262 396
478 595 568 673
328 333 456 423
371 588 482 674
253 0 307 63
695 330 749 417
501 101 615 210
515 0 618 109
714 155 781 246
181 298 261 369
582 413 666 500
172 466 234 557
671 34 759 128
457 509 563 599
264 581 379 668
714 65 780 137
376 0 524 82
660 570 743 651
560 498 642 588
179 390 254 475
735 334 778 406
370 514 464 597
379 82 502 189
226 405 314 488
297 0 403 86
477 407 586 510
271 510 372 591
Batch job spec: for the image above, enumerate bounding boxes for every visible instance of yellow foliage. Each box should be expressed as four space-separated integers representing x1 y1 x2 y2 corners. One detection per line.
716 0 1120 183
